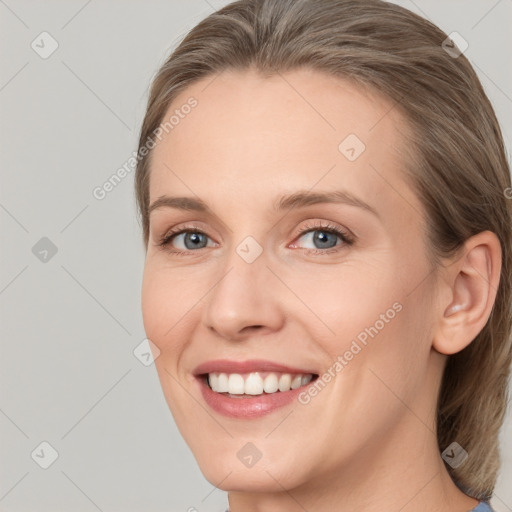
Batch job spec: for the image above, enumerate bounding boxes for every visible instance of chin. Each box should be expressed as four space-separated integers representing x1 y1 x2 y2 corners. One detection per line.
187 438 312 493
199 461 301 493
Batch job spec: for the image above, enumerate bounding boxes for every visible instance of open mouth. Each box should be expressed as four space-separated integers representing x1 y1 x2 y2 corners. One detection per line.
200 371 319 398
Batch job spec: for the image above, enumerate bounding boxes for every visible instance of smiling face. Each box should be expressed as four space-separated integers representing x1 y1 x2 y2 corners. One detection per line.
141 67 447 494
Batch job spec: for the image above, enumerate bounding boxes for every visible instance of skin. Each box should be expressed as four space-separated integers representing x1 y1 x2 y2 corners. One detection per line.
141 67 501 512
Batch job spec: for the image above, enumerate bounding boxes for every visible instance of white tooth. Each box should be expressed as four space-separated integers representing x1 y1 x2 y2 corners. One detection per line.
209 372 219 391
278 373 292 392
217 373 229 392
291 375 302 389
228 373 245 394
263 373 279 393
212 372 311 395
245 372 264 395
301 374 312 386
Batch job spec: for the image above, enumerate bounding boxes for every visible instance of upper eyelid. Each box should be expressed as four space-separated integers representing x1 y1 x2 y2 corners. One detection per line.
160 220 347 237
148 198 376 235
159 221 352 249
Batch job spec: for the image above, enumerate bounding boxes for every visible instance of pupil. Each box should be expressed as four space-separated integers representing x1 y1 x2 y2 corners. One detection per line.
185 232 206 249
314 231 336 249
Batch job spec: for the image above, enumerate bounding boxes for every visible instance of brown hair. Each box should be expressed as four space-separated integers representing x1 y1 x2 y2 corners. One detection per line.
134 0 512 500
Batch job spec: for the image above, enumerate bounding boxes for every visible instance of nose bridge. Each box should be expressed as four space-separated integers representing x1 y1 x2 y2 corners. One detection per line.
202 238 284 340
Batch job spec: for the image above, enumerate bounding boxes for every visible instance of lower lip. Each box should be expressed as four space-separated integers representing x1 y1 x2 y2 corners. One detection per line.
196 376 313 419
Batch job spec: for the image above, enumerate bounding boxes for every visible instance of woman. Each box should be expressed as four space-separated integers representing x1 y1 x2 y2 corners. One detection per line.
134 1 511 510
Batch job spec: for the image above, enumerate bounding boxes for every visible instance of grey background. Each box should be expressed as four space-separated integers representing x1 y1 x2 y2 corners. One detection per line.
0 1 511 511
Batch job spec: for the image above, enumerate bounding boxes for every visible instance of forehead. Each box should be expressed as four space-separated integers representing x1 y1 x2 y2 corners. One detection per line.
148 67 417 215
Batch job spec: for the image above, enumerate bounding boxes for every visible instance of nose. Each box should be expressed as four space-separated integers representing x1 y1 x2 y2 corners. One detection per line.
202 248 285 342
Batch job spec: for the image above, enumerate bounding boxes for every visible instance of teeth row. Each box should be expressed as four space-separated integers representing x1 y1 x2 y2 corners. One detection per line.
207 372 313 395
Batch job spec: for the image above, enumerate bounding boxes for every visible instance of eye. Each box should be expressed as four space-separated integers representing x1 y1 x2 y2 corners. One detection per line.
290 221 354 253
157 223 216 254
156 220 354 256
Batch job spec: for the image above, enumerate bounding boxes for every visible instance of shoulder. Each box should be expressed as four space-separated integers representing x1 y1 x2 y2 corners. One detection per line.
470 502 494 512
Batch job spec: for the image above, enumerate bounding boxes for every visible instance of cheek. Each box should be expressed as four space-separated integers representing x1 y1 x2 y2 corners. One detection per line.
140 262 194 354
141 265 166 346
285 262 401 348
141 264 197 415
334 278 436 416
297 253 433 383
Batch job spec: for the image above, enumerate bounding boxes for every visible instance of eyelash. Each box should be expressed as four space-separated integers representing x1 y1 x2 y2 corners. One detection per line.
156 221 355 256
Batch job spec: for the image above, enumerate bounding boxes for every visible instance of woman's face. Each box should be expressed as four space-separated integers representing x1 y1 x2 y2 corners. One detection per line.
142 67 444 492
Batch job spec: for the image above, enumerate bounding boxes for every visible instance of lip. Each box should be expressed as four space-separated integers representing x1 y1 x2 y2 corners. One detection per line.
193 359 318 419
193 358 317 376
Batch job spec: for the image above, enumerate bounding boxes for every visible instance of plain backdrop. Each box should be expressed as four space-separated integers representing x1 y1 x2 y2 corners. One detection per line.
1 1 511 511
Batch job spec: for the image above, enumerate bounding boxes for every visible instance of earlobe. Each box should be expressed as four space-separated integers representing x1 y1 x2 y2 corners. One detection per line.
432 231 502 356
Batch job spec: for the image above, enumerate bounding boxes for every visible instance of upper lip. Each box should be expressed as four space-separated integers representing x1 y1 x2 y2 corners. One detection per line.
193 359 318 376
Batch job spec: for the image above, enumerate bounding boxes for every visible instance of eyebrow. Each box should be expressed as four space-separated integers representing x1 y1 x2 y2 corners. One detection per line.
274 190 379 217
148 189 379 218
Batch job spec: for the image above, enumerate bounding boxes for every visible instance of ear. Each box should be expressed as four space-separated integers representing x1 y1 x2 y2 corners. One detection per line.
432 230 502 355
